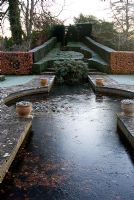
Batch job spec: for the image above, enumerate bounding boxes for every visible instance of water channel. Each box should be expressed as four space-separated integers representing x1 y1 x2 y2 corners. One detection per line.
0 84 134 200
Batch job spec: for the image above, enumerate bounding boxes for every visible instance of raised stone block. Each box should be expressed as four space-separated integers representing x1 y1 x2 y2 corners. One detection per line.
0 75 5 81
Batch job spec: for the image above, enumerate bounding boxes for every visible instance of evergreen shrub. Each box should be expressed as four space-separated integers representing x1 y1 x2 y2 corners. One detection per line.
54 60 88 84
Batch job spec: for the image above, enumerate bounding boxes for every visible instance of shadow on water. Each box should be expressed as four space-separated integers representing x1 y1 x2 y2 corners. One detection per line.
1 83 134 200
117 127 134 163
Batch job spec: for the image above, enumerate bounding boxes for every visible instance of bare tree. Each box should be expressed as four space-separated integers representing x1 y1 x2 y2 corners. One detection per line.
0 0 23 44
109 0 134 50
20 0 65 47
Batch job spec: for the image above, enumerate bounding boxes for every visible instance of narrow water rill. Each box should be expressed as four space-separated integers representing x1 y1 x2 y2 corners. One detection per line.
0 84 134 200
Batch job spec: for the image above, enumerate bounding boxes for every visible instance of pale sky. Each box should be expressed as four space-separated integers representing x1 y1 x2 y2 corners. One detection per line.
51 0 111 25
1 0 111 37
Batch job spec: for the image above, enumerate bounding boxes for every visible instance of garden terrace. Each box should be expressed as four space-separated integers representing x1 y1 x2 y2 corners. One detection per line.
84 37 134 74
32 44 84 74
0 36 134 75
0 75 55 183
84 36 115 63
66 42 108 73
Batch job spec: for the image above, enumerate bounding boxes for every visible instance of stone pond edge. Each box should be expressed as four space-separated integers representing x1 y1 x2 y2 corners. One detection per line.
88 74 134 150
0 75 55 183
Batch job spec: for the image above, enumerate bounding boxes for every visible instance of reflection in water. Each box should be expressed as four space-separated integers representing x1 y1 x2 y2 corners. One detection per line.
95 93 104 103
0 84 134 200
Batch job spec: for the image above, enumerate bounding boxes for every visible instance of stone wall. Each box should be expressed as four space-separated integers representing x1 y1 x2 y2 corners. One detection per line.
29 37 57 63
0 51 33 75
110 51 134 74
84 37 115 63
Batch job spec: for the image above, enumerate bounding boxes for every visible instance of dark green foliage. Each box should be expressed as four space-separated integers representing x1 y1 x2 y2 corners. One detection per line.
73 13 118 50
52 25 65 46
8 0 22 45
94 21 118 49
54 60 88 84
74 14 98 24
76 23 92 39
66 43 92 59
0 75 6 81
66 23 92 43
66 25 79 43
66 41 109 73
88 59 109 73
4 37 14 50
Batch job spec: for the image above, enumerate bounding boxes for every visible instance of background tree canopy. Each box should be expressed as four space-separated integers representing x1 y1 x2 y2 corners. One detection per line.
74 13 118 50
0 0 134 51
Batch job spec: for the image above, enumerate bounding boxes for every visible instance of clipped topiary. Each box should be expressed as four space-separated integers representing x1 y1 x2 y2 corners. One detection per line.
54 60 88 84
52 25 65 46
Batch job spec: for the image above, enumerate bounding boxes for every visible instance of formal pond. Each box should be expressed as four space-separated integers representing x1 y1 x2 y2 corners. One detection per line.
0 84 134 200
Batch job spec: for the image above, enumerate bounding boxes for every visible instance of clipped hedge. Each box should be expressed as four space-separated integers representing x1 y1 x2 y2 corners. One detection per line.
88 58 109 73
52 25 65 46
76 23 92 39
29 37 57 63
66 44 92 59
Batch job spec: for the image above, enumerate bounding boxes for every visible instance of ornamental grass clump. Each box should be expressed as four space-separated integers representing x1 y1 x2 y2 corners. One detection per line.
54 60 88 84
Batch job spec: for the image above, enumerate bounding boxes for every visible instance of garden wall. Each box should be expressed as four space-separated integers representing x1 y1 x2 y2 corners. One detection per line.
84 37 134 74
0 51 33 75
30 37 57 63
84 37 115 63
0 37 57 75
110 51 134 74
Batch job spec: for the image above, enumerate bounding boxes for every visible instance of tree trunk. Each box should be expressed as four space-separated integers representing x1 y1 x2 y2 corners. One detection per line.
8 0 22 45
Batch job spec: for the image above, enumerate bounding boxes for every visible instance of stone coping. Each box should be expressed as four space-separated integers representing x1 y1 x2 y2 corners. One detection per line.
1 75 55 104
88 74 134 150
88 74 134 98
0 75 55 183
117 113 134 149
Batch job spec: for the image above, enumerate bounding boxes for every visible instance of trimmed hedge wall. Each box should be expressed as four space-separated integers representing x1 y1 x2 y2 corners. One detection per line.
110 51 134 74
52 25 65 46
84 37 115 63
29 37 57 63
66 46 92 59
0 51 33 75
76 23 92 39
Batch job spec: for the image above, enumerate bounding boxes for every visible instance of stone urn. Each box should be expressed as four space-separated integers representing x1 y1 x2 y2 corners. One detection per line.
121 99 134 117
16 101 33 117
96 78 104 86
40 78 48 87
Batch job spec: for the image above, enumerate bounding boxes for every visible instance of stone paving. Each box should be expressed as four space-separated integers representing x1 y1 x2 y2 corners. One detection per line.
88 74 134 150
88 74 134 98
0 75 55 103
0 74 133 183
0 75 55 183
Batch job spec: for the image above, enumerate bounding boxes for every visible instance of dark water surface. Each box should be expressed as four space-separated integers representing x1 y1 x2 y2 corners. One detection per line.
1 84 134 200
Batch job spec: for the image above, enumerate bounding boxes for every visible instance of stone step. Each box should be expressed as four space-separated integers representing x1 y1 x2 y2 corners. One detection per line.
88 71 107 75
88 68 98 72
47 67 56 72
41 71 55 75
